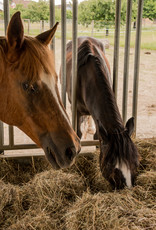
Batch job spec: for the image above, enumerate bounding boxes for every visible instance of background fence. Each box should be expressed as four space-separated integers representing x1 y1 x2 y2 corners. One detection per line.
0 0 145 157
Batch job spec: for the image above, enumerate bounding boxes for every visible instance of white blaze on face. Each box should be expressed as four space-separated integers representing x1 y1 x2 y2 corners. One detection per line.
41 73 70 125
115 160 132 188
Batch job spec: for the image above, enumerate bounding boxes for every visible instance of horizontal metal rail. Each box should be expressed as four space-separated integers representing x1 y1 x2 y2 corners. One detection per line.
0 0 143 158
0 140 99 151
0 140 100 158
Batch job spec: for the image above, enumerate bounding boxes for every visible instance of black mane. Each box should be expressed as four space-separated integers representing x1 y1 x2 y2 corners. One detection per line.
78 39 123 133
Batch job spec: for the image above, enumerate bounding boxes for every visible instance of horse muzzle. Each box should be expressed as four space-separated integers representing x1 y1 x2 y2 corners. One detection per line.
41 134 81 169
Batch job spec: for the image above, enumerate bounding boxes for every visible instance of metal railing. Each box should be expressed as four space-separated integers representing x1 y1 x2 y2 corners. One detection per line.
0 0 144 156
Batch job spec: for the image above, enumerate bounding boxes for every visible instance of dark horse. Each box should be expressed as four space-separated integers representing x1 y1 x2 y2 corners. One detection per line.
62 37 139 189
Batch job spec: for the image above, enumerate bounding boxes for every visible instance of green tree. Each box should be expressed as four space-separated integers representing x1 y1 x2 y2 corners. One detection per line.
66 10 72 19
10 4 27 18
78 0 116 27
78 0 142 27
26 1 49 22
143 0 156 20
55 8 61 22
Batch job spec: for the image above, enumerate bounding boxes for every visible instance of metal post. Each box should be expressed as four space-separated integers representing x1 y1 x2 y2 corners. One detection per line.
122 0 132 124
113 0 121 99
40 20 44 33
28 19 30 34
3 0 9 35
91 20 94 37
132 0 144 134
49 0 55 52
61 0 67 108
0 121 4 148
9 126 14 147
72 0 78 131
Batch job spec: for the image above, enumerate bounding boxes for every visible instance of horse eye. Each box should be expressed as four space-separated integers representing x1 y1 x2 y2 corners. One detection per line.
22 82 29 91
30 83 38 93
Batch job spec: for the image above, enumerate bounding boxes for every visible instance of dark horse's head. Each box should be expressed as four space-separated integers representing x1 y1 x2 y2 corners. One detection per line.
99 117 139 189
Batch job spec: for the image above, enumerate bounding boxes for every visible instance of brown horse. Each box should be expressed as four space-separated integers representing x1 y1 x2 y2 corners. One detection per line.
63 37 139 189
0 12 81 169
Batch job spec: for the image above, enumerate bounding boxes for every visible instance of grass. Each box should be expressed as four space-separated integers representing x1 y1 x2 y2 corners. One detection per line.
0 22 156 50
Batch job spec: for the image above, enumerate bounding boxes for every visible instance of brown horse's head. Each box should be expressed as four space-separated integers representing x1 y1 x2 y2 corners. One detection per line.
0 12 81 169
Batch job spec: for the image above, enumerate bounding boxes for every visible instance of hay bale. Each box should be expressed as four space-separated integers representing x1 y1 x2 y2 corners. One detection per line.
0 138 156 230
132 171 156 206
63 152 112 193
0 158 50 185
0 180 24 229
66 191 156 230
1 169 85 230
136 171 156 191
7 211 53 230
135 139 156 171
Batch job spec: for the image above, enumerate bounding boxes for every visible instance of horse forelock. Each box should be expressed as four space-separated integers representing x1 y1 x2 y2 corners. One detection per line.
11 36 56 83
100 130 138 172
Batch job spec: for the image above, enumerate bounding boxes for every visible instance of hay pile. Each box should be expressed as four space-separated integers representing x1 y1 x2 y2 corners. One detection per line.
0 138 156 230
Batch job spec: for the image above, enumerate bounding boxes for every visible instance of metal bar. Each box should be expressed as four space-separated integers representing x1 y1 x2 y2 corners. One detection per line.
9 126 14 147
132 0 144 134
49 0 55 52
72 0 78 131
0 121 4 148
41 20 45 32
122 0 132 124
0 151 44 158
81 140 99 146
28 19 30 34
3 0 9 35
113 0 121 99
61 0 67 108
91 20 94 37
0 140 99 152
0 144 38 151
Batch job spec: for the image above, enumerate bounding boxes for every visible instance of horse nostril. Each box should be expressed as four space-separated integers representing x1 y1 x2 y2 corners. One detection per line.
65 147 75 161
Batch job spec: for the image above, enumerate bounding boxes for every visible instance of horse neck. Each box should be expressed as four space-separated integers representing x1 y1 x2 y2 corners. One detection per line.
79 56 124 134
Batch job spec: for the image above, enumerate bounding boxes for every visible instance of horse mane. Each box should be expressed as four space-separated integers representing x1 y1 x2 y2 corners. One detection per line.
78 40 123 132
78 40 94 69
100 129 138 174
0 36 56 83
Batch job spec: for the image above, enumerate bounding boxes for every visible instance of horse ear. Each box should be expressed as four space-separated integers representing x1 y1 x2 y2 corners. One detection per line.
7 11 24 49
36 22 59 45
126 117 134 137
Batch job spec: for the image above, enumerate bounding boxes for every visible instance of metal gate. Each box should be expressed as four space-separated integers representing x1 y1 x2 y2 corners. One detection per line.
0 0 144 157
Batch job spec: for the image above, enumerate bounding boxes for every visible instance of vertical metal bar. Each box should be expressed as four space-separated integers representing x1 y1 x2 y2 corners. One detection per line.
61 0 67 108
113 0 121 99
28 19 30 35
0 121 4 147
9 126 14 147
3 0 9 35
122 0 132 124
132 0 144 134
91 20 94 37
72 0 78 131
49 0 55 53
42 20 45 32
